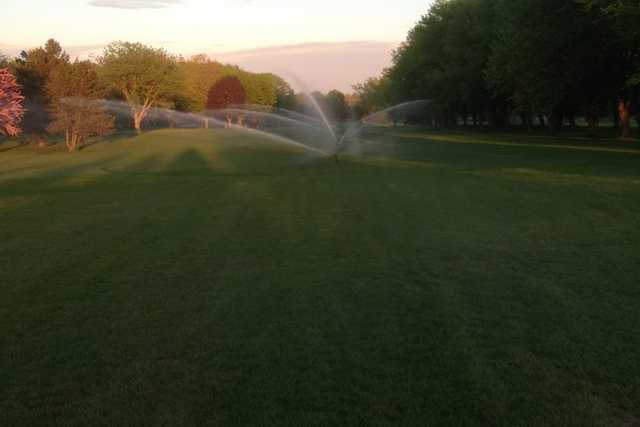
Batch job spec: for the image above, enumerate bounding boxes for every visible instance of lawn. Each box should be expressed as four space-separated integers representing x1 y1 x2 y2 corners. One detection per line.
1 129 640 426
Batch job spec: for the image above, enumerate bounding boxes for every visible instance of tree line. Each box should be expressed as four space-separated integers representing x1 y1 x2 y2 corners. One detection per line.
352 0 640 137
1 39 346 151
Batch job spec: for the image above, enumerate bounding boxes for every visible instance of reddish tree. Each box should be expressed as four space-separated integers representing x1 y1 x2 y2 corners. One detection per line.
206 76 246 127
0 69 26 136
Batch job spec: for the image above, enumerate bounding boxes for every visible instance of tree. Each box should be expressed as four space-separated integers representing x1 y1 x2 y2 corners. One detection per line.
237 72 277 107
177 55 227 113
486 0 621 131
352 77 391 118
11 39 70 131
325 90 350 121
46 61 114 151
272 75 297 110
47 60 105 100
371 0 637 134
206 76 246 127
13 39 69 99
0 69 26 136
99 42 178 133
385 0 496 127
47 99 114 151
578 0 640 137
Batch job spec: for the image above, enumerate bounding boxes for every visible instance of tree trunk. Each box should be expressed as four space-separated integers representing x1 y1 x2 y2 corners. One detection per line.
225 115 232 128
538 114 546 128
549 107 563 133
66 133 79 152
129 98 153 134
618 99 632 138
519 113 533 130
134 112 144 134
586 104 599 134
203 118 209 129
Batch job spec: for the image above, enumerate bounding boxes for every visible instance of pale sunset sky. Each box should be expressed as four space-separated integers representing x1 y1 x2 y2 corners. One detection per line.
1 0 431 91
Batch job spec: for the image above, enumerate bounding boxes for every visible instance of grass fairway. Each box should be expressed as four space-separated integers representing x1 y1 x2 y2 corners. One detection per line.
1 129 640 426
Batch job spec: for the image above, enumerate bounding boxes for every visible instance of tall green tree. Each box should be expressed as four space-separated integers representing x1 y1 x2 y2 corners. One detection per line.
13 39 69 99
11 39 70 131
487 0 621 131
99 42 178 133
578 0 640 136
272 75 296 111
388 0 495 127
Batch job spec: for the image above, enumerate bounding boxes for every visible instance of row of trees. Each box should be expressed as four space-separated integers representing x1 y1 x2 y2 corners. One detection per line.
0 39 308 150
0 39 356 150
353 0 640 137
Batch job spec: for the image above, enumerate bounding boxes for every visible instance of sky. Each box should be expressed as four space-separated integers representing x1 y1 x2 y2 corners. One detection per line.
1 0 429 92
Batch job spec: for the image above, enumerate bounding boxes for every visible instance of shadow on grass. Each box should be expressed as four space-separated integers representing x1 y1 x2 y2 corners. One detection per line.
0 140 25 153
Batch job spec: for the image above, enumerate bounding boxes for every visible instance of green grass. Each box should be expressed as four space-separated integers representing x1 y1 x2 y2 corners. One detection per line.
1 129 640 426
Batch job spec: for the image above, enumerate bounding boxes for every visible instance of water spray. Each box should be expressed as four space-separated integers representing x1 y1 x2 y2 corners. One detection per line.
72 97 432 163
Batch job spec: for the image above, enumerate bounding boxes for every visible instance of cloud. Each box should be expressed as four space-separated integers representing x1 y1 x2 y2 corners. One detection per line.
215 41 399 93
88 0 182 9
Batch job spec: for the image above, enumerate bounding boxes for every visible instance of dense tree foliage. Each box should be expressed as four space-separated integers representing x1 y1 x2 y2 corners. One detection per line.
325 90 350 121
579 0 640 136
357 0 640 137
176 56 290 128
391 0 495 127
46 61 114 151
206 75 247 110
99 42 178 133
272 75 296 111
0 69 26 136
206 76 247 127
47 60 104 100
236 72 277 107
177 55 228 114
47 99 114 151
352 77 392 118
2 38 362 148
11 39 70 131
13 39 70 100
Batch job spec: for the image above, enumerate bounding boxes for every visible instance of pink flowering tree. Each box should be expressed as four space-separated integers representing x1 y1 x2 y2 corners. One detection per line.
0 69 26 137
